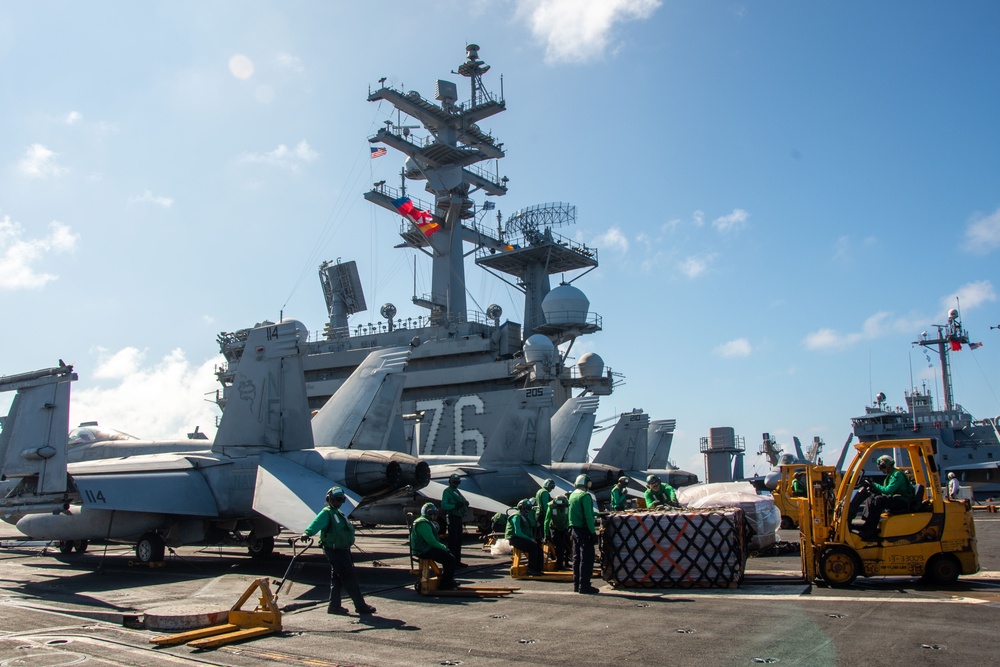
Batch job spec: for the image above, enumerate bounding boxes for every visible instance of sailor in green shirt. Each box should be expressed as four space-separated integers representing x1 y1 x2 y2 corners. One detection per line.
441 473 470 567
506 498 543 575
568 474 599 594
856 455 915 540
534 479 555 537
644 474 680 509
299 486 377 616
790 472 807 497
545 495 571 570
610 475 630 511
410 503 457 589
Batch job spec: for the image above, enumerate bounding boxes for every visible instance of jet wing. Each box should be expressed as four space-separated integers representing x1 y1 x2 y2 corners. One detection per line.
68 453 227 475
73 470 220 516
523 465 574 498
252 452 363 534
419 479 509 514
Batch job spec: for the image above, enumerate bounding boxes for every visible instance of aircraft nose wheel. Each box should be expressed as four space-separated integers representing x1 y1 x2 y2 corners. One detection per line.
135 533 166 563
247 535 275 559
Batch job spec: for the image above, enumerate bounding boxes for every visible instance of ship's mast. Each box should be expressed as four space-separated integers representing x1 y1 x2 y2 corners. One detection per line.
364 45 508 325
913 309 969 411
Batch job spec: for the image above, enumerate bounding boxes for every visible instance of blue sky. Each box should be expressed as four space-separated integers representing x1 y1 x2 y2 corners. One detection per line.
2 1 999 477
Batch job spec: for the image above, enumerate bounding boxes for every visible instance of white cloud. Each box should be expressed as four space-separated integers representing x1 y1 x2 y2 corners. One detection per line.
0 216 79 290
961 207 1000 255
17 143 67 178
833 235 878 262
516 0 662 64
237 140 318 173
64 111 83 125
942 280 996 315
678 253 716 279
72 349 223 441
803 311 919 352
715 338 751 358
712 208 749 233
128 189 174 208
274 52 304 73
594 226 629 254
692 210 705 227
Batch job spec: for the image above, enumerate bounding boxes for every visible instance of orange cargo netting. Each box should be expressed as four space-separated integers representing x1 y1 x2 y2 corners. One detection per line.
600 508 747 588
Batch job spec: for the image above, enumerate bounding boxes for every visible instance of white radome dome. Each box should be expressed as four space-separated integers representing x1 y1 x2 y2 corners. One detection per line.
523 334 555 364
541 284 589 325
577 352 605 379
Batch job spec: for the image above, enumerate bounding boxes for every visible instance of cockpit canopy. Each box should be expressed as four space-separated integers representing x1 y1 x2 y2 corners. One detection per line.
68 423 139 446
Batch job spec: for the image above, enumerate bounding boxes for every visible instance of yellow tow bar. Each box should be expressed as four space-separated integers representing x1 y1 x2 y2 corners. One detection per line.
149 577 281 650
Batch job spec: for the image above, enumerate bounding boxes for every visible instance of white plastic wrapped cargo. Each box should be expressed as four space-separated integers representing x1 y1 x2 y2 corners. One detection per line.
686 491 781 552
676 481 759 505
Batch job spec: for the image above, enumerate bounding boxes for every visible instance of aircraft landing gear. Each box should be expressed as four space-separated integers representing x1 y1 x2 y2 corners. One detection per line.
57 540 88 555
135 533 166 563
247 535 275 559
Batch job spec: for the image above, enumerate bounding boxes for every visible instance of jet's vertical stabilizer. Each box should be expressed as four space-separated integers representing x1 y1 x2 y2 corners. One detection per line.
479 387 554 466
647 419 676 468
213 320 313 454
551 395 600 462
593 410 650 471
0 364 76 503
312 347 411 449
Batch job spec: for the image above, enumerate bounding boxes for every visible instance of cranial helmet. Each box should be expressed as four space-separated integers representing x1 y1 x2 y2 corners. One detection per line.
876 455 895 470
326 486 347 504
448 473 462 486
574 474 592 489
948 472 956 479
554 495 568 507
543 478 555 491
646 474 661 486
617 476 629 485
421 502 439 517
516 498 533 511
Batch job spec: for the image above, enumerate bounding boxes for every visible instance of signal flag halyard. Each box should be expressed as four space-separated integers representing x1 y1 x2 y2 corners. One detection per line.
392 196 440 237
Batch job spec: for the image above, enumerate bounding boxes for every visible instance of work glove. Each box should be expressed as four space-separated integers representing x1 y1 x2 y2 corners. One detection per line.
298 534 310 543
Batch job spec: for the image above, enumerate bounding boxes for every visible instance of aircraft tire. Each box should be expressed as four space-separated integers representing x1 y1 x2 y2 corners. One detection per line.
923 553 960 585
58 540 74 555
247 535 275 559
135 533 165 563
819 546 860 587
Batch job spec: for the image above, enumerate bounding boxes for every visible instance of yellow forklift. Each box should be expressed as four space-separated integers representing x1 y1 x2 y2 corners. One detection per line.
788 437 978 587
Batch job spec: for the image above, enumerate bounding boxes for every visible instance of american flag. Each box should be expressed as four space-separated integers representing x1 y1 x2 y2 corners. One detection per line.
370 146 387 159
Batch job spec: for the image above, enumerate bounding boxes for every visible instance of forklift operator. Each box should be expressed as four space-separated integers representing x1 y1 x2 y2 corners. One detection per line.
855 455 914 540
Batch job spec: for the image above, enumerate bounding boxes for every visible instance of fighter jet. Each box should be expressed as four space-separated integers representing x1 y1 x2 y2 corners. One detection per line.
0 319 427 562
585 410 699 491
350 387 623 528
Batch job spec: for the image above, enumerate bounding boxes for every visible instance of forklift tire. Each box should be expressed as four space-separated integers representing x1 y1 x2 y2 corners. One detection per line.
819 546 861 587
247 535 275 559
135 533 166 563
923 554 960 585
780 516 795 530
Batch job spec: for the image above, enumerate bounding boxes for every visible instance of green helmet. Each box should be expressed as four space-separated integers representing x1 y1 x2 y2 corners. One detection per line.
876 455 895 470
554 495 568 507
574 474 592 489
448 473 462 487
543 478 555 491
516 498 533 512
646 474 661 486
421 502 438 517
326 486 346 504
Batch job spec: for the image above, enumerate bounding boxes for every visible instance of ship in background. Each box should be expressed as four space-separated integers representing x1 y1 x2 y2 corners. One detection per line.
214 45 696 478
851 309 1000 499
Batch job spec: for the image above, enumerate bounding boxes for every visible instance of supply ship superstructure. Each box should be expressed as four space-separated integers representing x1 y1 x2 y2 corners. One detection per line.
851 310 1000 499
